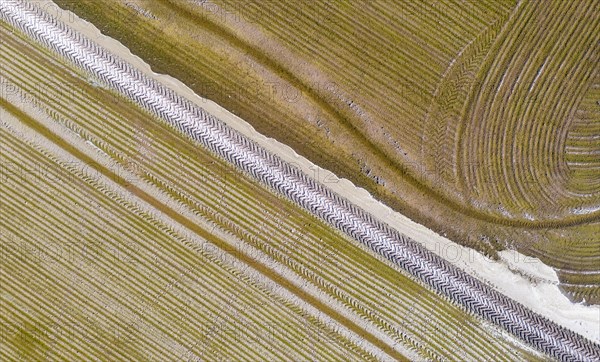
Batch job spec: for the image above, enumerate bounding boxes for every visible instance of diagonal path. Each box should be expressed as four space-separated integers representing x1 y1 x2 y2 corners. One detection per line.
0 0 598 360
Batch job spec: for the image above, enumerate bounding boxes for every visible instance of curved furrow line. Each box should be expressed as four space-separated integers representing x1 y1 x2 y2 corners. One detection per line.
528 3 599 205
460 0 600 224
421 12 509 193
499 1 585 212
565 73 600 196
184 1 439 145
0 0 596 360
57 0 597 235
458 0 536 206
170 0 508 175
529 5 597 204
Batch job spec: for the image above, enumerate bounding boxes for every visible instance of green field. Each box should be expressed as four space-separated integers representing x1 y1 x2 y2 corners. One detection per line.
51 0 600 303
0 18 547 360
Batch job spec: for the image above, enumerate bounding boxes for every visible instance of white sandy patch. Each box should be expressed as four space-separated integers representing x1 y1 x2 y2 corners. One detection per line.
35 0 600 342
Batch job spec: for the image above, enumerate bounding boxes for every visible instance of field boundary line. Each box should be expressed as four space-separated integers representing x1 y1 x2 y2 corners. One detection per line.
1 0 598 360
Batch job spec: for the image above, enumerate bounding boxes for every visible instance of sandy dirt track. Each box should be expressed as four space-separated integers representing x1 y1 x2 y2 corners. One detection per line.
47 1 600 342
1 2 598 360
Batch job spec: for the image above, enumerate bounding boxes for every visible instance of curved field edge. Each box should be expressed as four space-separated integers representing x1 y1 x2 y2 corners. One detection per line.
51 0 600 303
0 18 549 361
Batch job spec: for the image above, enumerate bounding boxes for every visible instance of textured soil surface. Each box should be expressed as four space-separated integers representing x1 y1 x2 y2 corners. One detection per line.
54 0 600 303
